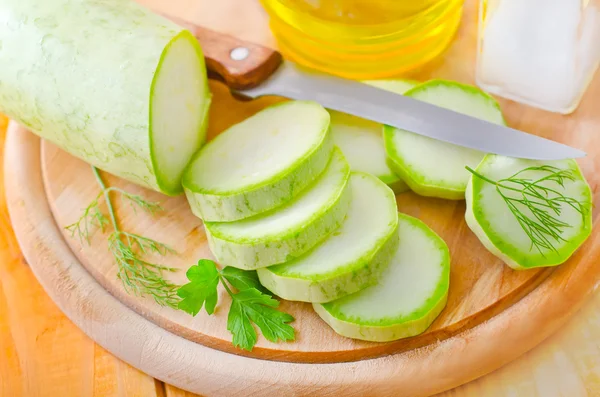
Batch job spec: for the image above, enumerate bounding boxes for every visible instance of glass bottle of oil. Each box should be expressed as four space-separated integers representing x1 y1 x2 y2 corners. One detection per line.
260 0 464 79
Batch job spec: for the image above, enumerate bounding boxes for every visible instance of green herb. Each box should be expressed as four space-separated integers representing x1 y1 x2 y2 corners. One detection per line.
178 259 295 351
466 165 587 255
66 166 180 308
177 259 219 315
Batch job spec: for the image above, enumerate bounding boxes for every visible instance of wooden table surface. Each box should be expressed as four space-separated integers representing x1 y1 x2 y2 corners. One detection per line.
2 0 600 395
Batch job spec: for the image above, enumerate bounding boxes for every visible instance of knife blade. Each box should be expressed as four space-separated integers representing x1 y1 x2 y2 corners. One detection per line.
237 62 585 160
165 14 585 160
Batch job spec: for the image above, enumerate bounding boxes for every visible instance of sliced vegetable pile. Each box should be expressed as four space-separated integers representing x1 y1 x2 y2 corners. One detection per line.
0 2 591 352
205 147 351 270
314 213 450 342
72 78 592 350
257 172 399 303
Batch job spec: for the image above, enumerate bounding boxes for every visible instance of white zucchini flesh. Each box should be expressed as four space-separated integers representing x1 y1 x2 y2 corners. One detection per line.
330 79 417 193
330 112 408 193
183 101 333 222
384 80 505 200
313 214 450 342
313 213 450 342
465 155 592 270
257 172 399 303
205 148 351 270
0 0 211 195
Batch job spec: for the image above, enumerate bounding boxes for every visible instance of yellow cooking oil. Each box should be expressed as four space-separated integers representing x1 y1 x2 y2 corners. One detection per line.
261 0 464 79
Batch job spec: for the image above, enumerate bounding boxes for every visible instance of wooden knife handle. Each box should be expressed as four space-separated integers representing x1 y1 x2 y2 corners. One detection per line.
164 15 283 90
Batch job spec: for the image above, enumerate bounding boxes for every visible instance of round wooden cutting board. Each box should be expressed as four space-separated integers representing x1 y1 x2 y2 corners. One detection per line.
5 1 600 395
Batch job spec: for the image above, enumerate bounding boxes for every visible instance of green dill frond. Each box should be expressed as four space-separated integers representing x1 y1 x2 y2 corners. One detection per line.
65 192 109 244
467 165 587 256
65 166 180 308
110 187 164 215
109 232 180 308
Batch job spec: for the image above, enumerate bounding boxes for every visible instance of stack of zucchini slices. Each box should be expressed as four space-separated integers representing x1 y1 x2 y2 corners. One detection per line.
183 96 451 342
183 79 592 342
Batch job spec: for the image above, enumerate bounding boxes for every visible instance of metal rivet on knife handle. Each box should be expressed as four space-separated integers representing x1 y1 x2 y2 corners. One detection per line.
160 13 282 90
230 47 250 61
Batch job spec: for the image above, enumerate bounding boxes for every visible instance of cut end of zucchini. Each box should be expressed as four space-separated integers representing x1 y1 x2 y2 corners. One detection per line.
184 100 329 193
466 155 593 270
205 148 351 269
257 172 399 303
314 213 450 342
384 80 505 200
183 100 333 221
151 30 211 195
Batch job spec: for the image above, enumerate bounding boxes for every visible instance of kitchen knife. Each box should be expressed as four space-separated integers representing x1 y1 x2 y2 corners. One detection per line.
166 15 585 160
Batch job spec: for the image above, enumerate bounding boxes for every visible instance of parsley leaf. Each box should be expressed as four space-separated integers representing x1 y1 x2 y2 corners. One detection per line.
228 295 258 350
177 259 219 315
221 266 268 293
228 288 295 351
177 259 296 351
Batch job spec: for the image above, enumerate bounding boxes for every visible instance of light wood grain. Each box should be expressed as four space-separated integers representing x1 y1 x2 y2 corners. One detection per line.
436 288 600 397
0 117 161 397
7 122 600 396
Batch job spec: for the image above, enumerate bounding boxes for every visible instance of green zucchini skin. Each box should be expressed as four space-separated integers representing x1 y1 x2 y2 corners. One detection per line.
313 213 450 342
258 226 399 303
465 155 593 270
383 79 505 200
183 101 333 222
0 0 210 195
256 172 400 303
205 148 352 270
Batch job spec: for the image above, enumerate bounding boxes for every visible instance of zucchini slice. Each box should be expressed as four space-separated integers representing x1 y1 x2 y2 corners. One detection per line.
183 101 333 221
205 148 351 270
0 0 211 195
257 172 399 303
331 79 417 193
313 213 450 342
465 155 593 270
384 80 505 200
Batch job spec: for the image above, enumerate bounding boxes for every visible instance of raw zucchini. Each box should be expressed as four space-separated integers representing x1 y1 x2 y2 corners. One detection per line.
0 0 211 195
330 112 408 193
384 80 505 200
257 172 399 303
314 213 450 342
183 100 333 222
331 80 418 193
465 155 592 270
205 148 351 270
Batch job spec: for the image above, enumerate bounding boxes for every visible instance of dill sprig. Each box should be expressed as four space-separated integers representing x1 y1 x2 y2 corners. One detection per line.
66 166 180 308
466 165 587 256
